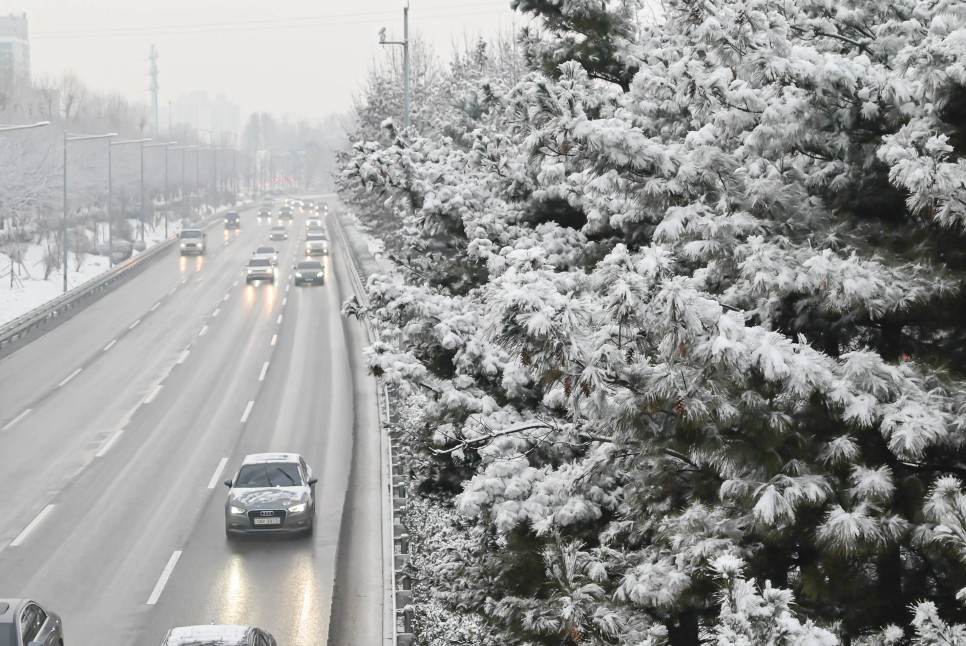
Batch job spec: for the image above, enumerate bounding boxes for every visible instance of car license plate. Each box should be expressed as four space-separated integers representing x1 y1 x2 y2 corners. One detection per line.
254 517 281 525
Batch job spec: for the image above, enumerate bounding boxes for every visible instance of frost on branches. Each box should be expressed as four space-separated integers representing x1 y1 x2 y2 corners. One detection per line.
342 0 966 644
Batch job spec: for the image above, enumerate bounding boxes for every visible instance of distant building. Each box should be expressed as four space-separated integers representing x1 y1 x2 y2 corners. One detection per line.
171 91 240 145
0 13 30 86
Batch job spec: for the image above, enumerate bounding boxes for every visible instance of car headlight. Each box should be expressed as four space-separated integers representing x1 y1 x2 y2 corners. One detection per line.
288 503 307 514
247 268 255 273
295 272 303 277
229 506 247 515
316 272 324 277
180 243 186 247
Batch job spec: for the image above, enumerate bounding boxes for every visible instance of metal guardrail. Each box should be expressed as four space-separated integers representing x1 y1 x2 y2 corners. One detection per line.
329 213 412 646
0 204 245 351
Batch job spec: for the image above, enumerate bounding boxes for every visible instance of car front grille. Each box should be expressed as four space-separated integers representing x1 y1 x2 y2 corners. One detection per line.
248 509 287 528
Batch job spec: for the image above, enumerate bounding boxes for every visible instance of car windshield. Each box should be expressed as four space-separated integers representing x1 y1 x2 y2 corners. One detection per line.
181 230 203 238
307 233 327 241
235 463 302 487
0 624 15 646
271 227 285 233
256 247 275 254
297 262 322 271
248 258 271 267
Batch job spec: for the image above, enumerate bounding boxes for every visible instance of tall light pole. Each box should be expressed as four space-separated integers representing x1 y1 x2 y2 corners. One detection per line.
144 141 177 237
64 131 117 293
107 139 151 267
378 2 410 130
171 145 196 224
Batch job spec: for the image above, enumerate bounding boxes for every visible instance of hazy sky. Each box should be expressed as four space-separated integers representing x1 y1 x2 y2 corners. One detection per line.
0 0 520 124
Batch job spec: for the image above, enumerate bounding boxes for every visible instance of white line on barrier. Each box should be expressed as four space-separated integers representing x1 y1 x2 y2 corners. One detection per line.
147 551 182 605
11 505 55 547
2 409 32 431
58 368 82 387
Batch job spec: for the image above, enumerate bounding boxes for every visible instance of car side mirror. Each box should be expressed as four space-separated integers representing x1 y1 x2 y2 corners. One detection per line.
224 479 233 488
308 477 318 486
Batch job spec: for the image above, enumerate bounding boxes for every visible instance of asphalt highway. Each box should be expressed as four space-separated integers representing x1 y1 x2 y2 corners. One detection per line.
0 200 385 645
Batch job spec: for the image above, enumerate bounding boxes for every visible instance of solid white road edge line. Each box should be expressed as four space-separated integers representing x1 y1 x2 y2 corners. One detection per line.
271 334 277 346
58 368 82 388
2 408 32 431
96 429 124 458
144 385 162 404
150 302 161 311
147 551 182 605
129 319 141 330
240 400 254 423
11 505 55 547
199 325 209 336
103 339 117 352
258 362 269 381
208 457 229 489
177 350 190 364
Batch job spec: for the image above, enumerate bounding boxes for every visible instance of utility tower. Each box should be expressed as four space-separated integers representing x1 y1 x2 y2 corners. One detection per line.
149 45 159 136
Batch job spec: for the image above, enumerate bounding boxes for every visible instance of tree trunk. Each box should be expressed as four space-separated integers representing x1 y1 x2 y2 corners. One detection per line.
666 608 700 646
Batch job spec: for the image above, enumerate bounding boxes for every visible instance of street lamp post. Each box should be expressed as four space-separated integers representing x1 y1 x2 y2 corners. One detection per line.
379 2 410 130
144 141 178 237
109 138 151 266
171 146 196 225
64 131 117 293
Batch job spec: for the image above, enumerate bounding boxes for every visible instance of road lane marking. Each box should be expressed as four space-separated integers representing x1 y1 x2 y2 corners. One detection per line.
199 325 208 336
233 280 239 287
150 302 161 312
2 409 32 431
58 368 82 387
208 457 229 489
147 551 182 605
258 362 269 381
212 307 220 317
169 287 177 295
282 297 287 306
223 293 230 302
286 284 290 292
129 319 141 330
144 385 162 404
240 400 254 423
103 339 117 352
277 315 283 324
11 505 55 547
96 430 124 457
177 350 190 364
271 334 277 346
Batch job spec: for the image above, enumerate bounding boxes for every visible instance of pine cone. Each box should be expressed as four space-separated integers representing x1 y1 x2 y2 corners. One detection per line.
521 349 532 366
580 380 592 396
625 346 635 362
674 398 686 415
568 625 584 644
564 376 573 397
371 365 385 378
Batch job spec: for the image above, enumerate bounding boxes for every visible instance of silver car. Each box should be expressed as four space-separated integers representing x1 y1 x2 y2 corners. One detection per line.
159 624 277 646
224 453 317 537
245 257 275 284
0 599 63 646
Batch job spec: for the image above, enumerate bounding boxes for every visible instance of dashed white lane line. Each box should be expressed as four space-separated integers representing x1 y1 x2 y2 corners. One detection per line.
129 319 141 330
58 368 82 388
277 315 283 324
286 284 290 292
11 505 55 547
271 334 277 346
240 400 254 423
147 551 182 605
208 457 229 489
144 385 162 404
169 287 177 296
282 297 287 306
2 409 32 431
96 429 124 458
233 280 239 287
177 349 190 364
223 293 230 302
258 362 269 381
212 307 220 317
150 302 161 312
199 325 209 337
103 339 117 352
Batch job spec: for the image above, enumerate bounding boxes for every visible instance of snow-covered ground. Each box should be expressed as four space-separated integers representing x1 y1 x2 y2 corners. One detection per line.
0 218 182 327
